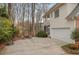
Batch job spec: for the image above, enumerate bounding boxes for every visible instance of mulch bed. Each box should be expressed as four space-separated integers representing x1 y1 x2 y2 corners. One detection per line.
0 44 5 53
62 44 79 54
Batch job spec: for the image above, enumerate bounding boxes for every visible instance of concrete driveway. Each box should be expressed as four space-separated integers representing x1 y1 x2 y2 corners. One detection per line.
1 37 67 55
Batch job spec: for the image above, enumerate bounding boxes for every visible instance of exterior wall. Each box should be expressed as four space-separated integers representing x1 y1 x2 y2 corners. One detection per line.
49 4 78 43
76 19 79 29
76 16 79 29
43 18 50 35
50 4 77 31
66 4 77 16
43 18 50 26
42 3 78 43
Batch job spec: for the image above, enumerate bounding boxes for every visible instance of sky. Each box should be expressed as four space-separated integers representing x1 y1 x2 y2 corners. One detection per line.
48 3 55 9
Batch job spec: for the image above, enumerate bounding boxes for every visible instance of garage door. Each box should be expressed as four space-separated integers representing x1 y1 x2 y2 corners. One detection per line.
50 28 72 43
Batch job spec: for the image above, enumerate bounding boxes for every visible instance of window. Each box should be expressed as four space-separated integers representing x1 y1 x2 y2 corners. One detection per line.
54 9 59 18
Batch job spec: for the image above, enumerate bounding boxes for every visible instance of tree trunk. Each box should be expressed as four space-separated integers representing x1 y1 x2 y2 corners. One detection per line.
8 3 11 18
8 3 14 44
27 4 31 38
22 4 26 38
31 3 35 37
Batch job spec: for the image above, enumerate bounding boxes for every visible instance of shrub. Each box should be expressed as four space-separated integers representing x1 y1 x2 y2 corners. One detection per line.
0 17 16 44
36 31 48 37
71 29 79 41
0 13 9 19
0 5 9 19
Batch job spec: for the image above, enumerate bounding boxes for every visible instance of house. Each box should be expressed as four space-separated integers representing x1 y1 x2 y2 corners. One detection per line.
43 3 79 43
43 13 50 35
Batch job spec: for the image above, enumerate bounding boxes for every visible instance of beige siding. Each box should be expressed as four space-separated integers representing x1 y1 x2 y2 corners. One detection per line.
43 18 50 26
67 3 77 15
50 4 77 31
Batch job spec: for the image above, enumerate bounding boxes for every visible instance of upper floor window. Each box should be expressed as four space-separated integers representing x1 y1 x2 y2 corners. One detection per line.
54 9 59 18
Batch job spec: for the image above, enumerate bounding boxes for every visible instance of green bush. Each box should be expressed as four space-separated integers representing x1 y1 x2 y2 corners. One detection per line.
71 29 79 41
36 31 48 37
0 13 9 19
0 5 9 19
0 17 16 44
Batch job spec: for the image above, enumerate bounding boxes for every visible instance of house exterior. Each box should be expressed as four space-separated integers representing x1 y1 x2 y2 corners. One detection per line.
43 17 50 35
43 3 79 43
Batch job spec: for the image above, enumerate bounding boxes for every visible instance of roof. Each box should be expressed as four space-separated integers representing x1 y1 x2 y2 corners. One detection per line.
43 3 65 18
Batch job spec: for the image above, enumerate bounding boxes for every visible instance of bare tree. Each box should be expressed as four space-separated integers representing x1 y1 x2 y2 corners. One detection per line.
21 4 26 38
8 3 12 18
27 3 31 37
8 3 50 38
31 3 35 36
35 3 49 32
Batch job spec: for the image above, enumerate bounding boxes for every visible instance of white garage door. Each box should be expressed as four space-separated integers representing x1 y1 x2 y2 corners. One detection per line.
50 28 72 43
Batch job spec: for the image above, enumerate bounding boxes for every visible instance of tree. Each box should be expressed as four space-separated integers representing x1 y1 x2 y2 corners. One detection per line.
31 3 35 36
0 4 8 18
20 4 26 38
8 3 12 19
27 3 31 37
35 3 49 32
7 3 50 38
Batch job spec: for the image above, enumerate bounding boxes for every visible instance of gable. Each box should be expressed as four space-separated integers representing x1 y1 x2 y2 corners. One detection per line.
66 4 79 20
43 3 65 18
